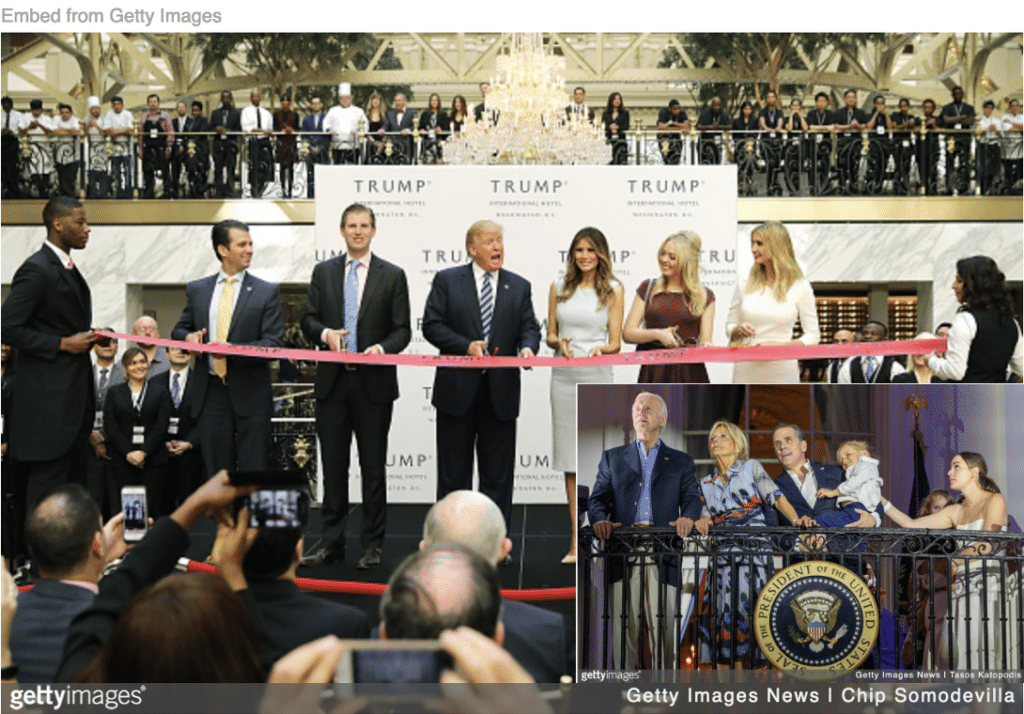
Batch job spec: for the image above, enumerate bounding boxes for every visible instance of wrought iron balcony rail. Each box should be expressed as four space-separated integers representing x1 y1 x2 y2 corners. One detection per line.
579 525 1023 672
5 126 1019 199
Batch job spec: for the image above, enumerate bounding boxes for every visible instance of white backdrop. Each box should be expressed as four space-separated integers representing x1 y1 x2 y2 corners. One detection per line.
314 165 738 503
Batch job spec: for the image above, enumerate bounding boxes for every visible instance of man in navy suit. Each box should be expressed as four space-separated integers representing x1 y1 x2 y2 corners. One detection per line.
10 485 126 683
300 96 327 197
771 422 878 566
380 93 416 164
771 422 878 528
172 219 284 477
153 347 204 510
587 391 703 670
1 197 95 515
300 204 411 569
422 219 540 540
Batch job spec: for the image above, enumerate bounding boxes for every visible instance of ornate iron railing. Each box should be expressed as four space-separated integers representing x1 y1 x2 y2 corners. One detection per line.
7 127 1018 199
580 525 1023 672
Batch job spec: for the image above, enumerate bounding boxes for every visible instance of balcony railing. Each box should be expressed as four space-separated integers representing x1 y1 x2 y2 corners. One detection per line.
5 126 1020 199
580 525 1023 671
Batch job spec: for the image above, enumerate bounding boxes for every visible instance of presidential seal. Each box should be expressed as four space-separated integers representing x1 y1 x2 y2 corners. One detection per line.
755 561 878 678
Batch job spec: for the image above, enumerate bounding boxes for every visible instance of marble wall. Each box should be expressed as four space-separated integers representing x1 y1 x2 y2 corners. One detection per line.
3 220 1020 339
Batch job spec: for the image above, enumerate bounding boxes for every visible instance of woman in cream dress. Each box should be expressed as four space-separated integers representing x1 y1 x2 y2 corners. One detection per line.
547 227 623 564
881 452 1020 670
726 222 820 383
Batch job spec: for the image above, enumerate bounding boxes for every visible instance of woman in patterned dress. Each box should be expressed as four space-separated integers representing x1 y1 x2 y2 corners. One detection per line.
694 420 809 668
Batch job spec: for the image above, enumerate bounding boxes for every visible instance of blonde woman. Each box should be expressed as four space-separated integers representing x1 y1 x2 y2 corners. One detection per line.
363 91 387 162
726 222 819 383
893 331 946 383
547 227 623 564
623 231 714 383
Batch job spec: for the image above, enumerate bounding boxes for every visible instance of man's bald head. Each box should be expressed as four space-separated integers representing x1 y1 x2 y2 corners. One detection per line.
422 490 508 565
132 316 160 347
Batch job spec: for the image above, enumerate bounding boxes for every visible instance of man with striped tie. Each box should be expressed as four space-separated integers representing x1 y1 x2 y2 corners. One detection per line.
300 203 411 569
422 220 541 556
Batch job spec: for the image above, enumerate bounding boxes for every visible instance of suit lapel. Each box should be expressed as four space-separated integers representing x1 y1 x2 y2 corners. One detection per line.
43 246 90 317
460 265 485 339
228 273 254 339
359 256 382 320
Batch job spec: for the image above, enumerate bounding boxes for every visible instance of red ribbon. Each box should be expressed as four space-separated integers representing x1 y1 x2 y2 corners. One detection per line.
96 330 945 368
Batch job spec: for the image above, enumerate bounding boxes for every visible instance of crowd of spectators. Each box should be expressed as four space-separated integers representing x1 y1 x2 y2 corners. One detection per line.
2 84 1020 199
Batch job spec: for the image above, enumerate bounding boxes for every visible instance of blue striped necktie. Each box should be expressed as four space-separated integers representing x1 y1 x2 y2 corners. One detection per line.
480 273 493 341
345 260 359 353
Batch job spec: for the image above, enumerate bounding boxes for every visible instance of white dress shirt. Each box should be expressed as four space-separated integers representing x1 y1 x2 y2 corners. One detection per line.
324 104 367 149
206 269 246 373
320 253 372 345
103 108 134 155
837 354 906 383
240 105 273 133
928 311 1023 381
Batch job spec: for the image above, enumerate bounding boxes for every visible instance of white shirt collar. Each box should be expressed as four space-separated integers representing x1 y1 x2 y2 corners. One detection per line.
471 261 496 283
45 240 73 268
347 252 371 270
218 268 247 284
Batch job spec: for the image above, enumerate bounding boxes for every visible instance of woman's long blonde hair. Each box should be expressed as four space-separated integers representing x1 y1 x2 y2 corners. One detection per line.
652 231 707 316
746 221 803 302
364 91 386 119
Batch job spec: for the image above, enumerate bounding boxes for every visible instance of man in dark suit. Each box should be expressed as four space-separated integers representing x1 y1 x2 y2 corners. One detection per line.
300 96 327 197
299 204 411 569
153 347 203 511
587 391 703 670
85 333 125 519
10 484 126 683
243 525 370 670
838 321 905 383
380 93 416 164
422 219 540 539
473 81 498 126
826 328 854 384
771 422 878 563
1 197 95 515
172 219 284 477
421 490 570 683
169 100 192 199
185 101 210 198
209 91 242 198
565 86 594 123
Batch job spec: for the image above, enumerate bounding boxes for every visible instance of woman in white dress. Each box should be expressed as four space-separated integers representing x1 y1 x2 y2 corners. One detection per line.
726 222 820 383
547 227 623 564
881 453 1020 670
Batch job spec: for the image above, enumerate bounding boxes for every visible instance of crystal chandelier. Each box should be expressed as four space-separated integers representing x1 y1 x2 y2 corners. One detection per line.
445 33 610 165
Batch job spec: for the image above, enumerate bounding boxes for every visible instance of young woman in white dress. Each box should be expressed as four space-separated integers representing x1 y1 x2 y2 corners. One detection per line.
881 452 1020 670
726 222 820 383
547 227 623 564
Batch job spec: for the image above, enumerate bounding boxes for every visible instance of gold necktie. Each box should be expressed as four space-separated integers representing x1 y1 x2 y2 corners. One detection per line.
214 277 236 378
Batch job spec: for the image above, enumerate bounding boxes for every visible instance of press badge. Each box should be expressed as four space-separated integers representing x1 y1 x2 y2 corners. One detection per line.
150 128 158 138
168 417 180 435
94 410 104 430
132 425 145 445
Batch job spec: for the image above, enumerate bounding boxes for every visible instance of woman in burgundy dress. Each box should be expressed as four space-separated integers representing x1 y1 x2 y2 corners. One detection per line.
273 95 299 198
622 230 715 382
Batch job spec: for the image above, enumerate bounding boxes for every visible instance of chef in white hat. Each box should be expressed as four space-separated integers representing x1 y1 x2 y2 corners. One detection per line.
323 81 366 163
83 95 111 197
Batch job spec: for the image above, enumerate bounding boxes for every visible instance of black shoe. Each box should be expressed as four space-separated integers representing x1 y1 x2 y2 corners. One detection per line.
301 546 345 567
357 547 382 570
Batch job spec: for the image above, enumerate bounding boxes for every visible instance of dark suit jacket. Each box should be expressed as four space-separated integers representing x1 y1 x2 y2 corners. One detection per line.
587 441 702 583
501 598 570 684
247 579 370 671
171 272 285 418
422 264 540 421
103 380 172 466
57 517 190 682
209 106 242 140
152 368 201 446
300 112 328 153
382 109 417 134
12 579 95 683
772 462 844 522
300 253 411 403
565 104 595 123
1 245 93 461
